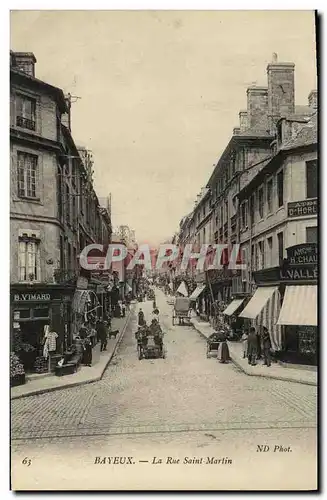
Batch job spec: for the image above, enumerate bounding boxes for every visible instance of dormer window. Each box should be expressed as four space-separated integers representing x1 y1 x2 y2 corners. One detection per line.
16 94 36 131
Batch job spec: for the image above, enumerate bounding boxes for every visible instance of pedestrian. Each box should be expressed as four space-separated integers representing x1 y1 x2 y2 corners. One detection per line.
256 328 262 359
247 327 258 366
96 320 107 352
138 308 145 326
241 330 248 359
83 336 93 367
262 326 272 367
122 301 126 318
218 333 230 364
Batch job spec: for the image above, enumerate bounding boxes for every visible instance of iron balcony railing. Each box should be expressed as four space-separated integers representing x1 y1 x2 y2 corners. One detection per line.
16 115 36 131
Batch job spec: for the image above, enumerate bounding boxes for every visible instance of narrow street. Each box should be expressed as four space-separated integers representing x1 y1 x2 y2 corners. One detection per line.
11 289 317 490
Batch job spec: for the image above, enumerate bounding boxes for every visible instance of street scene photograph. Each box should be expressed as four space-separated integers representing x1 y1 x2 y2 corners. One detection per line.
9 10 318 491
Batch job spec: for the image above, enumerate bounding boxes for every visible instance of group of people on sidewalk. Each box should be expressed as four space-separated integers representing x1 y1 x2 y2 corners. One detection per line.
75 317 113 367
241 326 272 367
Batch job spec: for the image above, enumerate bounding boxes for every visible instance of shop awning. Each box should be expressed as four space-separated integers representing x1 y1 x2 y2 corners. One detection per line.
176 281 188 297
72 290 89 313
239 286 278 319
223 298 245 316
189 284 206 301
277 285 317 326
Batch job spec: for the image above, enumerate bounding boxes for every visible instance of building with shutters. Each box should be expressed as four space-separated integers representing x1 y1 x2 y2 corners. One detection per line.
10 51 112 369
236 106 317 364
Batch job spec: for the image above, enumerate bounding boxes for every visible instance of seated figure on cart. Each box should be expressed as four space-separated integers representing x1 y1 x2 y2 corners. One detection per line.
149 318 163 350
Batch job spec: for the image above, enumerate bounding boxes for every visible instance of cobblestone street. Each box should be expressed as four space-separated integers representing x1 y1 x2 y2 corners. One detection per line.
11 289 317 489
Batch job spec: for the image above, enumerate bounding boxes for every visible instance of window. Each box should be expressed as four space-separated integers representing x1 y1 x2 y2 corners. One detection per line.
267 179 273 213
277 232 284 266
215 215 218 227
203 205 206 218
231 154 236 176
306 160 317 199
19 239 41 282
250 193 256 225
17 152 38 199
220 206 223 228
60 235 65 269
73 247 77 269
203 227 206 244
241 201 248 229
277 170 284 208
72 195 76 226
67 242 72 269
258 187 264 219
258 241 265 269
267 237 273 267
251 244 256 271
306 226 318 244
57 166 63 220
16 94 36 131
65 184 71 224
224 200 228 223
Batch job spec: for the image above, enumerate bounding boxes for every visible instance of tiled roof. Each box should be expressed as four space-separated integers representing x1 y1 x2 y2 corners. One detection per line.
281 113 317 151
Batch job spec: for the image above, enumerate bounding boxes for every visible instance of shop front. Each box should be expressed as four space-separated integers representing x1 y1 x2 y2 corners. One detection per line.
10 284 75 376
249 243 318 364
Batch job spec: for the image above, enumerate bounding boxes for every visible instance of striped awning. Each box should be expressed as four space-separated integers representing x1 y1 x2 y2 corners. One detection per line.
239 286 278 319
223 298 245 316
189 284 206 301
277 285 317 326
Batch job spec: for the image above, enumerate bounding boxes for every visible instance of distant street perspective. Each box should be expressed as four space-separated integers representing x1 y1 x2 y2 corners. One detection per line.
10 11 317 491
12 288 317 490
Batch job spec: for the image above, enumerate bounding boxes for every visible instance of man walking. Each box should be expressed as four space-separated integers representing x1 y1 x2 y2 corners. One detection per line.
247 327 258 366
262 326 272 367
97 320 108 352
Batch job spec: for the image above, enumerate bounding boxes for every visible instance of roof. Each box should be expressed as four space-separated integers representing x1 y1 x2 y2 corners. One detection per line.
10 67 68 113
236 114 317 202
281 113 317 151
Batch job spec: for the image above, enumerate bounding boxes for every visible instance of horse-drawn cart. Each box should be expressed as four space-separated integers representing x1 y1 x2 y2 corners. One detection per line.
172 297 191 326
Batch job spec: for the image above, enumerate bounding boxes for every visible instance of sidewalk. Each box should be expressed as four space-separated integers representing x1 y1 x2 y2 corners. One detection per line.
191 316 317 387
11 310 133 400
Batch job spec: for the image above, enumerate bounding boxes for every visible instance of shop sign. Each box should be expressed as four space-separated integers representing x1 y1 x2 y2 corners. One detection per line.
76 276 88 290
287 198 317 218
286 244 318 266
13 293 51 302
279 266 318 281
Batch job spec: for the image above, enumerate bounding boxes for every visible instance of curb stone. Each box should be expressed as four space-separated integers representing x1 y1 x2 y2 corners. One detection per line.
191 322 317 387
11 308 134 400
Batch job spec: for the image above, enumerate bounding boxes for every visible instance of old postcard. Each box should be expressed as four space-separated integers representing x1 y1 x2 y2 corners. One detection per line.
10 9 318 491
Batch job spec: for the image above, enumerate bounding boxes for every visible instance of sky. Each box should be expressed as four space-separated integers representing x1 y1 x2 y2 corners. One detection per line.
10 10 317 245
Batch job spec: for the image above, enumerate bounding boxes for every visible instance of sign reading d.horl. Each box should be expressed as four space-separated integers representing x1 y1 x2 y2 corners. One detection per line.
288 199 317 218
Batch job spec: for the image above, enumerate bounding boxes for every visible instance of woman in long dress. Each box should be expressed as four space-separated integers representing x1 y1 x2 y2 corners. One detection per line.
218 333 230 363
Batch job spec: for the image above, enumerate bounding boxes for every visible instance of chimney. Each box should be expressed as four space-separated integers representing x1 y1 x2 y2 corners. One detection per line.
246 86 269 131
239 110 248 131
267 53 295 133
12 52 37 77
233 127 240 135
308 90 318 110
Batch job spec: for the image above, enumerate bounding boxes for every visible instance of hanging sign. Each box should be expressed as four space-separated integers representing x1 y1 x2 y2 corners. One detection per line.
287 199 317 218
286 244 318 265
